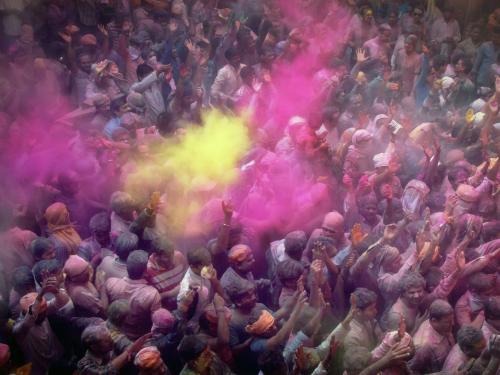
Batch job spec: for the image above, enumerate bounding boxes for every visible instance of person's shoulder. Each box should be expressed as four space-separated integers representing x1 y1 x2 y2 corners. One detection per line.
174 250 187 263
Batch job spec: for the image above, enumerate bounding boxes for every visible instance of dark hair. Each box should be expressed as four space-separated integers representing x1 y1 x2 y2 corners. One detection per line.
156 112 178 137
126 250 149 279
240 66 255 81
258 350 287 375
151 236 175 256
429 299 453 320
30 238 53 260
277 259 304 282
11 266 35 294
0 300 9 321
284 231 307 258
485 296 500 320
352 288 377 310
89 212 110 234
224 46 240 61
424 267 443 288
81 324 109 348
225 279 255 302
187 247 211 268
177 335 207 362
400 272 426 294
137 63 154 81
431 54 448 71
468 272 496 293
115 232 139 261
110 191 135 218
107 299 130 326
32 260 61 285
457 326 484 354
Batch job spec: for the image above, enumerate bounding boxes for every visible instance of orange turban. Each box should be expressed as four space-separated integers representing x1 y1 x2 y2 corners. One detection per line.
228 244 251 263
134 346 162 369
245 310 275 335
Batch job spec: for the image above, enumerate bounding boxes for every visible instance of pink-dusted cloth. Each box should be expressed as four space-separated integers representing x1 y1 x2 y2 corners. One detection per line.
455 291 485 328
66 281 102 316
104 277 161 339
413 320 455 363
64 255 89 278
442 343 468 373
95 255 127 289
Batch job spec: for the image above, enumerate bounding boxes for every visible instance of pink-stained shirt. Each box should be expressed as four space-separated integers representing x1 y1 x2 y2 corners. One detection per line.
95 254 127 289
443 343 468 373
430 17 461 44
66 281 103 317
410 320 455 373
455 291 485 328
481 320 500 341
104 277 161 340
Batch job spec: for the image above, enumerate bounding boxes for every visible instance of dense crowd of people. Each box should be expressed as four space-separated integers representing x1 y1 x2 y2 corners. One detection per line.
0 0 499 374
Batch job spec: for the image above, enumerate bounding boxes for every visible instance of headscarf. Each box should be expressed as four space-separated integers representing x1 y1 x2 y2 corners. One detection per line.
44 202 82 255
245 310 275 335
134 346 162 369
151 308 176 333
351 129 372 147
80 34 97 46
228 244 251 263
64 255 89 279
373 153 390 168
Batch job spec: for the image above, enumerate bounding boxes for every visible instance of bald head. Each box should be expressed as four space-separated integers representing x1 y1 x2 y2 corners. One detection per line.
321 211 345 242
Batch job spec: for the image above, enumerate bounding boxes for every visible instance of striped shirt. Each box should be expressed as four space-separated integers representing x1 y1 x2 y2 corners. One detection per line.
146 252 187 297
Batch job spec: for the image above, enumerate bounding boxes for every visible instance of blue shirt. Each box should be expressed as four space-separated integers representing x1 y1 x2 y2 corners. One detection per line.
472 42 500 88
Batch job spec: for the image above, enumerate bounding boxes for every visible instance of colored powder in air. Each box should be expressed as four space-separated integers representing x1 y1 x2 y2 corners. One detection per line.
124 110 251 237
163 110 251 187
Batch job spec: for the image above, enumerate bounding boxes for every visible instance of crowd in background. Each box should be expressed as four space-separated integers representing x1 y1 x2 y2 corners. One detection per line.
0 0 500 374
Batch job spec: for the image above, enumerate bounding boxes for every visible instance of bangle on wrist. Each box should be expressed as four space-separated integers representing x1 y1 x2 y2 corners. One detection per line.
222 223 230 228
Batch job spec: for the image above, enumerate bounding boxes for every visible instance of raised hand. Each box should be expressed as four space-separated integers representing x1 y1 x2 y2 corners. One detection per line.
455 248 466 271
221 200 233 220
185 39 195 52
128 333 153 357
294 345 307 371
201 265 217 281
356 48 368 63
58 32 72 44
351 223 368 248
97 24 108 37
323 336 339 366
149 191 161 212
213 293 225 310
397 315 406 341
384 342 412 363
